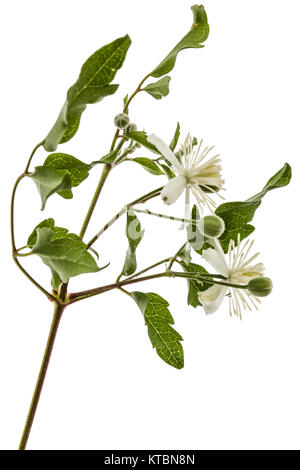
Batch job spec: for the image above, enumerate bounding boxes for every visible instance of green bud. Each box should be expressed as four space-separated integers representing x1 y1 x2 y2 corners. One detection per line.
125 123 137 133
198 215 225 239
114 113 130 129
248 277 273 297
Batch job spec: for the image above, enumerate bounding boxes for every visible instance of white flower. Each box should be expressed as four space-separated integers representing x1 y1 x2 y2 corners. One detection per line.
198 235 265 319
147 133 225 218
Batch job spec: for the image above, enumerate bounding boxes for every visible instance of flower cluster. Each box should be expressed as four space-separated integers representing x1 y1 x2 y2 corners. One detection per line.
147 132 272 319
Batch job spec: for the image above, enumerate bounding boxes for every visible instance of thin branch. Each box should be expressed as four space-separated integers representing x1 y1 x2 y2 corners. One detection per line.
11 142 57 303
124 258 172 281
68 270 245 304
123 73 151 113
131 207 196 225
24 141 44 174
79 164 111 240
85 186 163 249
13 257 57 302
167 243 188 271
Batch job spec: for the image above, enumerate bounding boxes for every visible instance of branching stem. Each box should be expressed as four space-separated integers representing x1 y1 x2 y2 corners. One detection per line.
68 270 245 304
85 186 163 249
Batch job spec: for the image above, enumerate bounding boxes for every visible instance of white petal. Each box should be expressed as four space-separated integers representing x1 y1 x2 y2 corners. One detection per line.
201 243 229 277
161 176 186 205
147 134 182 171
198 285 227 314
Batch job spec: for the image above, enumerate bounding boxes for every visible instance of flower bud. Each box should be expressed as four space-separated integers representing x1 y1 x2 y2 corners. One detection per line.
125 123 137 133
198 215 225 239
114 113 130 129
248 277 273 297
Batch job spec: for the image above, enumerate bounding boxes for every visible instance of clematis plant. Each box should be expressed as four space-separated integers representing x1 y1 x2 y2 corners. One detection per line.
11 5 291 450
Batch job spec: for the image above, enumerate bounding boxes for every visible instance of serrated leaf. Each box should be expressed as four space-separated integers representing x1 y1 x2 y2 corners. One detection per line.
30 166 72 210
143 76 171 100
131 158 164 175
43 153 90 199
32 227 100 284
180 262 211 308
215 163 292 252
131 292 184 369
215 201 259 253
44 35 131 152
151 5 209 78
126 131 160 154
169 122 180 151
122 211 144 276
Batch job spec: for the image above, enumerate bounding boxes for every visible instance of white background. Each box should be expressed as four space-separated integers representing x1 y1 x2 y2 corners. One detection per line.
1 0 299 450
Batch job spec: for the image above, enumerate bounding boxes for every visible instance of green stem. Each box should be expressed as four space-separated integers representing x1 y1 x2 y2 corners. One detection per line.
81 71 152 241
109 73 151 153
16 245 28 252
19 302 65 450
24 141 44 174
13 257 56 302
167 243 187 271
125 258 172 281
123 74 151 113
85 186 163 249
11 141 44 251
15 252 33 258
11 143 56 302
68 270 244 304
110 129 120 152
113 143 137 166
11 173 26 252
79 164 111 240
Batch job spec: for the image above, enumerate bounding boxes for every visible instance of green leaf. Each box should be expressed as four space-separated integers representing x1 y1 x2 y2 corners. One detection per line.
123 94 129 108
96 150 119 164
27 218 80 249
51 270 62 291
180 262 211 308
43 153 90 198
178 243 191 265
151 5 209 78
44 35 132 152
59 116 81 144
30 166 72 210
246 162 292 203
169 122 180 151
126 131 160 154
131 158 164 175
131 292 184 369
27 218 55 248
143 76 171 100
31 227 100 284
187 205 205 251
159 163 175 180
215 201 259 253
122 211 144 276
216 163 292 252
